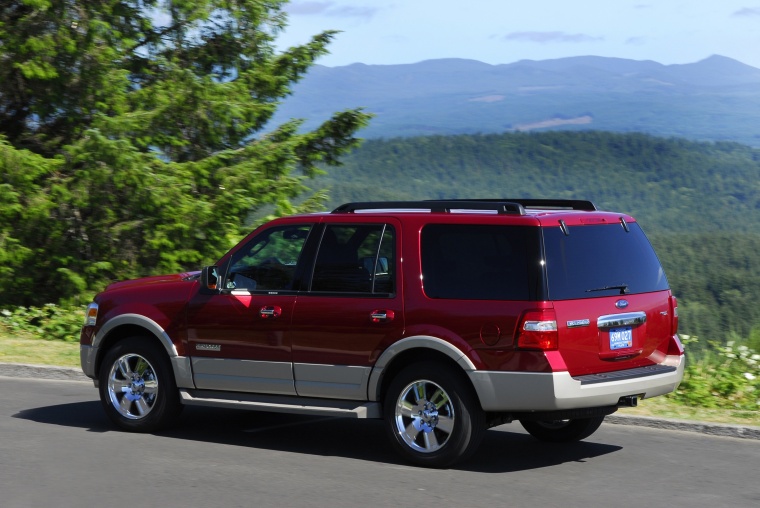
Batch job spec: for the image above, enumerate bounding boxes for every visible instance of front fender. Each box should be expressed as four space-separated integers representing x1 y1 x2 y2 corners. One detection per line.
93 313 178 357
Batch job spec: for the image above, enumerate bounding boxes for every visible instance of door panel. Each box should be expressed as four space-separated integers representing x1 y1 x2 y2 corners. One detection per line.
187 292 297 394
291 221 404 399
186 224 314 395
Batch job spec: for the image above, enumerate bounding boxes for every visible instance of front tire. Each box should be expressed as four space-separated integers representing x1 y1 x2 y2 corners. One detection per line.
98 337 183 432
384 362 485 468
519 416 605 443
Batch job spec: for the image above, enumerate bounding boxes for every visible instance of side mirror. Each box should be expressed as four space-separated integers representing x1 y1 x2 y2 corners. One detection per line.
200 266 220 293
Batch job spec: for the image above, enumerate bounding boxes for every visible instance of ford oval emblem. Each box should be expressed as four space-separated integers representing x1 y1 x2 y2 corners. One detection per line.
616 299 629 309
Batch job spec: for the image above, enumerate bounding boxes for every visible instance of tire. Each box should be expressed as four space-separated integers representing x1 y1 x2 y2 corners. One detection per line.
519 416 605 443
383 362 485 468
98 336 183 432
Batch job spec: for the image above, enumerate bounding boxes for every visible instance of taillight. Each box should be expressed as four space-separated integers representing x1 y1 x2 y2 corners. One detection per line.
517 310 558 350
670 295 679 336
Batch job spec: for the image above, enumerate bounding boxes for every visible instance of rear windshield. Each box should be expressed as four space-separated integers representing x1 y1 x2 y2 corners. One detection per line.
543 222 669 300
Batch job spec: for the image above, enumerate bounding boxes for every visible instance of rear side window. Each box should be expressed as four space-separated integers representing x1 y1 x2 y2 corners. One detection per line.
310 224 395 294
543 222 669 300
421 224 541 300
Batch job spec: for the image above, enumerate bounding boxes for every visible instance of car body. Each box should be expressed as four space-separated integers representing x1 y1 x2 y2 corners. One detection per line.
81 199 684 467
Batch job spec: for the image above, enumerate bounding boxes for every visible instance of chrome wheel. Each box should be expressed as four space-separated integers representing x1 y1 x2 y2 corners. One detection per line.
384 362 485 467
99 337 182 432
106 353 159 420
393 379 456 454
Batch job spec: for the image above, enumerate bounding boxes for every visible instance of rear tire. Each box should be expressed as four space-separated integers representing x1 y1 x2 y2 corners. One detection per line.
98 336 183 432
383 362 485 468
519 416 605 443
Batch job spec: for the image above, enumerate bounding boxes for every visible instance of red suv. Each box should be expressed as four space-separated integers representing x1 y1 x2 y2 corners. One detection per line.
80 199 684 467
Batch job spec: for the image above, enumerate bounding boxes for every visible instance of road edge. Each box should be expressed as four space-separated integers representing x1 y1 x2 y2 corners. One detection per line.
0 362 88 381
2 362 758 440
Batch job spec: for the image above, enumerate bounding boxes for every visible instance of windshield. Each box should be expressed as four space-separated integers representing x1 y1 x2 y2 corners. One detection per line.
543 222 669 300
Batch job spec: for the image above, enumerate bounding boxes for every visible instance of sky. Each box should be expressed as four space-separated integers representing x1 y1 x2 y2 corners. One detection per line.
276 1 760 69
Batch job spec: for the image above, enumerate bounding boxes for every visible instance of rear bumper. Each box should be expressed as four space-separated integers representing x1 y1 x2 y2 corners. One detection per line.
468 354 685 412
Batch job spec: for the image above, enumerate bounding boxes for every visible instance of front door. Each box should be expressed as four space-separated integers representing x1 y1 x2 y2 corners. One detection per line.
186 224 314 395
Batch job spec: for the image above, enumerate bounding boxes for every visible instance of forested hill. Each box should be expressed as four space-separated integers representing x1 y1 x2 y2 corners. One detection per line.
320 131 760 234
317 131 760 342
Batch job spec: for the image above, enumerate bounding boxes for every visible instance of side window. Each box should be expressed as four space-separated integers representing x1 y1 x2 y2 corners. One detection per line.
421 224 538 300
310 224 396 294
226 225 312 291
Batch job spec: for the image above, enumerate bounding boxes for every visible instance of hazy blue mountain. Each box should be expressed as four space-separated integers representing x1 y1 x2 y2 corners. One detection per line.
271 55 760 145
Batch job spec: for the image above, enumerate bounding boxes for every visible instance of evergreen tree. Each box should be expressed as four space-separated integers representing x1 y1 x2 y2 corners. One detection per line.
0 0 370 305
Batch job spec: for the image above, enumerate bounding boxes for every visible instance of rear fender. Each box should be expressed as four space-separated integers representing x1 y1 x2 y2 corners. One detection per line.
367 335 475 401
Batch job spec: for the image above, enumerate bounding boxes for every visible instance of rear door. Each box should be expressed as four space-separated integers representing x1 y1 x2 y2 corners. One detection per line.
289 219 404 400
543 221 674 376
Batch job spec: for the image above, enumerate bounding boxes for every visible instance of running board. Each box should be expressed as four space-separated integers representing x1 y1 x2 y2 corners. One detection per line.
179 389 382 419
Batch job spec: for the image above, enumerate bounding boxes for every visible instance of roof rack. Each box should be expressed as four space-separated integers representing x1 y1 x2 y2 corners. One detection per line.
437 198 597 211
332 200 526 215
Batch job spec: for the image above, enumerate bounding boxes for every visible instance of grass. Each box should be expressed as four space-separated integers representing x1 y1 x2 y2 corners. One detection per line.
623 395 760 427
1 328 758 428
0 330 80 368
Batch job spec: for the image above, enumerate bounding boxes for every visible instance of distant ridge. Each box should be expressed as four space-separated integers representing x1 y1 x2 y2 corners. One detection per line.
271 55 760 146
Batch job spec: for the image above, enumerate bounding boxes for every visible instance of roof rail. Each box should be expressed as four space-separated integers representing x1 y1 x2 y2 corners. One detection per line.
332 200 526 215
438 198 597 211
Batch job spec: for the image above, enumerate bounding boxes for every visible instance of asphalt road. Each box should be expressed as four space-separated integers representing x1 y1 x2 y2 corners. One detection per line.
1 375 759 508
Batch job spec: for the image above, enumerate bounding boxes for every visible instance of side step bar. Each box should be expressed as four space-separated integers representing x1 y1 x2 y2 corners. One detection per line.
179 389 382 419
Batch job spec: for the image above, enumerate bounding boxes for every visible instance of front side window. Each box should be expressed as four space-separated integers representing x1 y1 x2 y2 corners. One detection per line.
226 225 312 291
310 224 395 294
421 224 540 300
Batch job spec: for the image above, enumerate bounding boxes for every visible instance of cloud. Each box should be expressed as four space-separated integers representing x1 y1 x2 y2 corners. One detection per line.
287 2 378 20
625 36 646 46
733 7 760 17
503 31 603 44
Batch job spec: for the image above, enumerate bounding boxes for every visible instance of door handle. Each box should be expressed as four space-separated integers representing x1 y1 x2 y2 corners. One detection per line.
259 306 282 319
370 310 395 323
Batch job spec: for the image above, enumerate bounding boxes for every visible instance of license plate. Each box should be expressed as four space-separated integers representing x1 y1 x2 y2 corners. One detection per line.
609 326 633 350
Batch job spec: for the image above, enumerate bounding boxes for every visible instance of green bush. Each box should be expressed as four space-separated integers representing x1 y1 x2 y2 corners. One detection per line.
0 304 84 343
673 335 759 410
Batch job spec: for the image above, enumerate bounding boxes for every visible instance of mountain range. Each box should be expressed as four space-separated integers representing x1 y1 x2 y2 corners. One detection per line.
271 55 760 146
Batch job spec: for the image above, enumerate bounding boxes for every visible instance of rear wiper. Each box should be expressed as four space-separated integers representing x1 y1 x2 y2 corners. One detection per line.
586 284 629 295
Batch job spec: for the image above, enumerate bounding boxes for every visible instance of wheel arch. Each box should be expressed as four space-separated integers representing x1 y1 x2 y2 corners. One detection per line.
92 314 193 389
368 335 478 403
